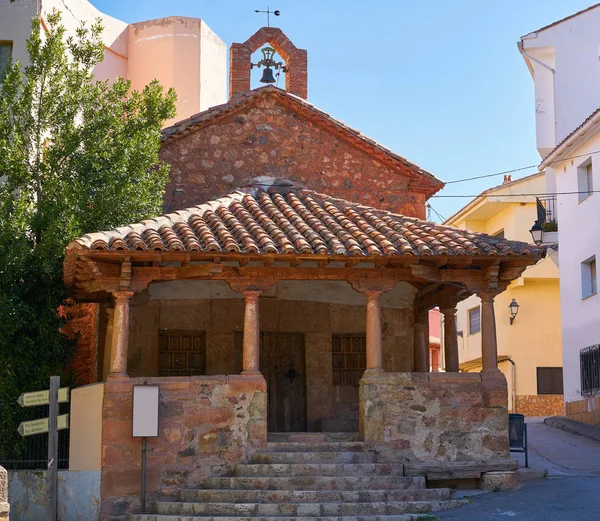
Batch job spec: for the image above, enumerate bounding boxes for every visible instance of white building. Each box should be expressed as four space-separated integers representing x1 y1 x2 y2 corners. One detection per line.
0 0 227 127
520 3 600 424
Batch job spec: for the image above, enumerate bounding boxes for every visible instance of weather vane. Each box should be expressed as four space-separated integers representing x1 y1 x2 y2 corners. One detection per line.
254 6 280 27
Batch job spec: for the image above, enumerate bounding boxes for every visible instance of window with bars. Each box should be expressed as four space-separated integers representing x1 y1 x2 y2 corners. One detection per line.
0 41 12 81
332 335 366 386
578 160 594 202
468 306 481 335
536 367 564 394
581 256 597 299
158 330 206 376
581 345 600 397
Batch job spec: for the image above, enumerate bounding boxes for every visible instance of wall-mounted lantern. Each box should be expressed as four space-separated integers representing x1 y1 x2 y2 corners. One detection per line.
509 299 520 325
529 220 543 245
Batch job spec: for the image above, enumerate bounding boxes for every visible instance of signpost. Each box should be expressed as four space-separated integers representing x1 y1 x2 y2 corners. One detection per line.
17 377 68 521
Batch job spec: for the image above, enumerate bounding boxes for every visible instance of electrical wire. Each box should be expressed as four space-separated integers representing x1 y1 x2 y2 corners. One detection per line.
433 190 600 198
444 149 600 184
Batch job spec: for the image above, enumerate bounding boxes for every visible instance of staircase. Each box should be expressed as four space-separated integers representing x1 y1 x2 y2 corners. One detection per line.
129 433 466 521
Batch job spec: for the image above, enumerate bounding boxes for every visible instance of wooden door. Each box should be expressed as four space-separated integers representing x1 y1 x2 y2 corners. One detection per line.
235 332 307 432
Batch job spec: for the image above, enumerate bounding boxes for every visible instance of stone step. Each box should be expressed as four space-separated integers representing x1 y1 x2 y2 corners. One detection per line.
180 488 453 503
234 463 404 477
251 451 377 464
199 476 425 491
154 500 468 517
129 515 440 521
267 433 362 443
259 442 366 453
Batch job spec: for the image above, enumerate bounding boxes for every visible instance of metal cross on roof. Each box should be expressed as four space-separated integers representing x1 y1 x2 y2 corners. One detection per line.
254 6 280 27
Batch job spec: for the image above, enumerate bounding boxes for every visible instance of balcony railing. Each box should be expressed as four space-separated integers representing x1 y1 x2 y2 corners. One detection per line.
536 196 558 232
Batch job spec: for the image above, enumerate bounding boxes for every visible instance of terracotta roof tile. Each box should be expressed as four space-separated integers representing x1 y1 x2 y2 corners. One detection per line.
69 186 544 259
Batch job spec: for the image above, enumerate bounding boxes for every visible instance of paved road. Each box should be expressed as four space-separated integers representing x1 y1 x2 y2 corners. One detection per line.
437 418 600 521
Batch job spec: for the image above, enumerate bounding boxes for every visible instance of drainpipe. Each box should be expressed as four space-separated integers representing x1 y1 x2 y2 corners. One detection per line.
518 41 557 152
505 358 517 413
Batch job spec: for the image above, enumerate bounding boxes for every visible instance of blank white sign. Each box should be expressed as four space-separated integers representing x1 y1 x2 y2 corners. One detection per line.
132 385 159 437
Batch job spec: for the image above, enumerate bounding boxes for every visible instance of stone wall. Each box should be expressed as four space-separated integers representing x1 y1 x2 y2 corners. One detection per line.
360 371 510 466
7 470 100 521
0 466 7 521
160 94 427 218
515 394 564 417
566 396 600 425
100 375 266 520
125 289 415 431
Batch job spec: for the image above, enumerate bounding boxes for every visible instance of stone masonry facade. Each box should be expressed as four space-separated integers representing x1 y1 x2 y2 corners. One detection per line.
515 394 564 417
100 375 266 519
360 371 510 467
159 94 428 218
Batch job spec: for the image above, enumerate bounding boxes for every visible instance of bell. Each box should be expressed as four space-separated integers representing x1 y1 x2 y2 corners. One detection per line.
260 67 276 84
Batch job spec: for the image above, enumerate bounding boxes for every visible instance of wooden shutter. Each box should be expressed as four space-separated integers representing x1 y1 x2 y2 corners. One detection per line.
0 43 12 80
332 335 366 386
158 330 206 376
587 163 594 196
591 258 597 295
536 367 564 395
469 307 481 335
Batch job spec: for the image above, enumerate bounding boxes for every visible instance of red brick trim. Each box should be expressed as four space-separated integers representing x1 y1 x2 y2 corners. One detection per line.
230 27 308 99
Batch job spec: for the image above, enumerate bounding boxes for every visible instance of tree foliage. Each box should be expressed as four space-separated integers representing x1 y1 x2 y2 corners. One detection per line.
0 11 176 459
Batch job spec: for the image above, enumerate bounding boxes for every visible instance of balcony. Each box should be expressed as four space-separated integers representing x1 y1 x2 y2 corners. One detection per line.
533 196 558 244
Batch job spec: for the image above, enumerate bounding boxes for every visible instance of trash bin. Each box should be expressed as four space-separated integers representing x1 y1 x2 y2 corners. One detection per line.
508 413 528 467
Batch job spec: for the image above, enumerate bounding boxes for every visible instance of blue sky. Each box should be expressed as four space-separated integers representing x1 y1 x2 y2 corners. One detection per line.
92 0 594 221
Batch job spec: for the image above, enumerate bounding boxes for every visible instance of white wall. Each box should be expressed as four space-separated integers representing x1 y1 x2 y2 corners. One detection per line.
552 128 600 403
522 6 600 156
0 0 39 68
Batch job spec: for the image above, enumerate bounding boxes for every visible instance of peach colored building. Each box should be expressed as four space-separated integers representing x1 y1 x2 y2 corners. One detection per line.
0 0 226 127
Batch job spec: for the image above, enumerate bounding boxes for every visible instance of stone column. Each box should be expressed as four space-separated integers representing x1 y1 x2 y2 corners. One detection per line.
0 465 8 520
365 290 384 372
414 310 430 372
102 308 114 381
108 291 134 379
480 291 500 372
242 291 262 375
441 307 459 372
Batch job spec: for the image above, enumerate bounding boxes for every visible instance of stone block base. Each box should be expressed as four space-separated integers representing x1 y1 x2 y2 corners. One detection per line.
515 394 563 417
566 396 600 425
480 471 518 491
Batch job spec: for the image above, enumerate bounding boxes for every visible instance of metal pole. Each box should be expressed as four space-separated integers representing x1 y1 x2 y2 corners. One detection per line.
141 437 147 512
47 376 59 521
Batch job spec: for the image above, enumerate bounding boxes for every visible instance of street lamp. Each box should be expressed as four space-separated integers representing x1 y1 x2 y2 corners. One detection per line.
509 299 520 325
529 220 543 245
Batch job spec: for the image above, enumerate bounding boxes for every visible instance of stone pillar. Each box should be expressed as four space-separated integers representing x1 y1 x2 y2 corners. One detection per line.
242 291 262 375
0 465 8 520
480 291 500 372
441 307 459 372
365 291 384 372
414 310 429 372
107 291 134 379
102 308 114 382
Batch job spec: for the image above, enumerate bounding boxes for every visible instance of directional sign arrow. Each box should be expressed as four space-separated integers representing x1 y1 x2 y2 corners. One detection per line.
17 414 69 437
18 388 69 407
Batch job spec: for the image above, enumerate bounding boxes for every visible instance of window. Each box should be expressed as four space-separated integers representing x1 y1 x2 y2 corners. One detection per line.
0 41 12 82
577 160 594 202
468 307 481 335
158 330 206 376
581 256 597 299
536 367 564 394
332 334 366 386
581 345 600 396
492 229 505 239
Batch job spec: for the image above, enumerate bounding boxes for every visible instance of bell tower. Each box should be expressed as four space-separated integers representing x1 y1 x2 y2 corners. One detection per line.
229 27 308 99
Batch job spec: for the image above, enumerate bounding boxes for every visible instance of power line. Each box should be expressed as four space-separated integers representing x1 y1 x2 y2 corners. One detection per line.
444 149 600 184
433 189 600 198
426 203 449 223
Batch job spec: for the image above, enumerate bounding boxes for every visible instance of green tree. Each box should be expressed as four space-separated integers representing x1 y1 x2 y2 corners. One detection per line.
0 11 176 460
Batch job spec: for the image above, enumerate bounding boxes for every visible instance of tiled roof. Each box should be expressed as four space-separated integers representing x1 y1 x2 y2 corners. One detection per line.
160 86 443 195
68 185 543 258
